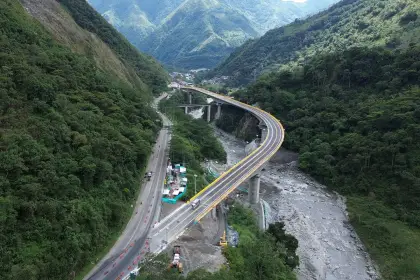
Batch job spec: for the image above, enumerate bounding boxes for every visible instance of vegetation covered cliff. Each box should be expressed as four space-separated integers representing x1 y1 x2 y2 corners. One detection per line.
236 45 420 280
0 0 167 278
210 0 420 85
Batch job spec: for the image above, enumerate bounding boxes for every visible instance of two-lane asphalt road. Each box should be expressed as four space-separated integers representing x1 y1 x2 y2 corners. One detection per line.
85 94 172 280
149 86 285 253
86 87 284 280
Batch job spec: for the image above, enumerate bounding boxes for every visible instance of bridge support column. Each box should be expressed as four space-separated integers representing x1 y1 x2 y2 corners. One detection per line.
207 105 211 122
249 174 260 204
259 123 268 143
261 127 267 141
211 207 217 220
215 103 222 120
184 106 188 114
188 92 192 104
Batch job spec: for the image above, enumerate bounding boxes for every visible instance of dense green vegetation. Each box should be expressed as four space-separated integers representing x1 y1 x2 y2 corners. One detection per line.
210 0 420 85
136 203 297 280
347 197 420 279
236 46 420 279
0 0 167 279
226 203 299 273
58 0 169 94
88 0 338 69
159 92 226 199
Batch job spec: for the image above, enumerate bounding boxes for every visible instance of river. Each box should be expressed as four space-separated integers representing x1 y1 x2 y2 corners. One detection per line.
210 127 380 280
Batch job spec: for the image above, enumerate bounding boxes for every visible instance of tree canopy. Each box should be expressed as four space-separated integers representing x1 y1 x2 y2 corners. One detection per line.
136 203 297 280
209 0 420 86
58 0 169 94
236 46 420 279
159 91 226 199
1 0 165 278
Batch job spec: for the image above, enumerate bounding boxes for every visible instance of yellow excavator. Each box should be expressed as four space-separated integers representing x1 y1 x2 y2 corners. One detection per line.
168 245 183 273
219 231 228 247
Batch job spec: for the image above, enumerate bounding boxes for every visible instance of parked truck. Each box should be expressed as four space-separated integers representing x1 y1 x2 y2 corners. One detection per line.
168 245 183 273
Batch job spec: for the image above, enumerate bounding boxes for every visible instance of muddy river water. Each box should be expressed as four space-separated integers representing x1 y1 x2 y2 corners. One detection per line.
211 128 380 280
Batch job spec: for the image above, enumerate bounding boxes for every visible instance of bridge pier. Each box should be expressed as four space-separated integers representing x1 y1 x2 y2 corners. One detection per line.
215 103 222 120
211 207 217 220
184 106 188 114
249 174 260 204
259 123 268 142
188 92 192 104
207 105 211 122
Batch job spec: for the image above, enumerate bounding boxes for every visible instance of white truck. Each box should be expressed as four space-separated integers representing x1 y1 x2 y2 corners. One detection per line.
191 199 201 209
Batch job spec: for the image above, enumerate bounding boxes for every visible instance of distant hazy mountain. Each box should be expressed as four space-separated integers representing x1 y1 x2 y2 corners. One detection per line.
88 0 339 69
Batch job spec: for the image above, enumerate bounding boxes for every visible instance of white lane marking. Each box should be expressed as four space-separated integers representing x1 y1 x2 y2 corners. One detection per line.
127 129 168 244
106 129 171 279
152 127 273 234
162 120 280 239
152 103 282 237
103 131 166 257
152 117 277 236
150 87 284 239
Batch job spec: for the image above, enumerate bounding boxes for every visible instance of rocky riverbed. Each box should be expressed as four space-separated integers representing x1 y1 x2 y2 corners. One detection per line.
211 128 380 280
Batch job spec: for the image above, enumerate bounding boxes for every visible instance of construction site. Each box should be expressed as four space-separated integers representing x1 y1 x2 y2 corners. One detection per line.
162 160 188 204
158 159 232 275
150 135 263 276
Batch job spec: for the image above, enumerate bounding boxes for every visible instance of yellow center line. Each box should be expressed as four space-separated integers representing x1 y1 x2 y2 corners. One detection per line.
177 86 285 222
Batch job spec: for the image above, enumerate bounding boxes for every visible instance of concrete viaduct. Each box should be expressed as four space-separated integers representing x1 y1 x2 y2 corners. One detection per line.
179 88 269 204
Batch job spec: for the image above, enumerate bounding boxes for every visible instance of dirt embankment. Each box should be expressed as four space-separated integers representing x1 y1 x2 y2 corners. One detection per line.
19 0 145 89
161 205 226 274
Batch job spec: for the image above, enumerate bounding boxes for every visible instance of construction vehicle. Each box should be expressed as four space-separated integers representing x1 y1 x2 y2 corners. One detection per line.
219 231 228 247
168 245 183 273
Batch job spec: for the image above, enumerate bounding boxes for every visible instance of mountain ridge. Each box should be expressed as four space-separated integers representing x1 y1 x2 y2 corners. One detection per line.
210 0 420 85
88 0 339 69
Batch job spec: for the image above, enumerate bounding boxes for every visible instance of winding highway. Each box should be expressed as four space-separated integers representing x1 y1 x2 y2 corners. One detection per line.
87 87 284 280
148 86 285 253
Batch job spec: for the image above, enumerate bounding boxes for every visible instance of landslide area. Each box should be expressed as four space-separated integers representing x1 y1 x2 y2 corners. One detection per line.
20 0 147 92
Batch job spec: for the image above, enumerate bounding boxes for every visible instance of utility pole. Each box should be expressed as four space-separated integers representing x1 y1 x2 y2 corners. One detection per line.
194 174 198 195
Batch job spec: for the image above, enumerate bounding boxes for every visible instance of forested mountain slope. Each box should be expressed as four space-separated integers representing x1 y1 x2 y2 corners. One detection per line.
1 0 166 279
236 46 420 279
88 0 339 69
57 0 169 94
211 0 420 85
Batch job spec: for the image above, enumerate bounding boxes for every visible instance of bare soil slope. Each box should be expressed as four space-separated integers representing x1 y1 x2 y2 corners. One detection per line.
20 0 146 89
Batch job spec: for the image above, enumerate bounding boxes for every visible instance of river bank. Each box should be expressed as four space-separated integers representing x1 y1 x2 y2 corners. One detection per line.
211 128 380 280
